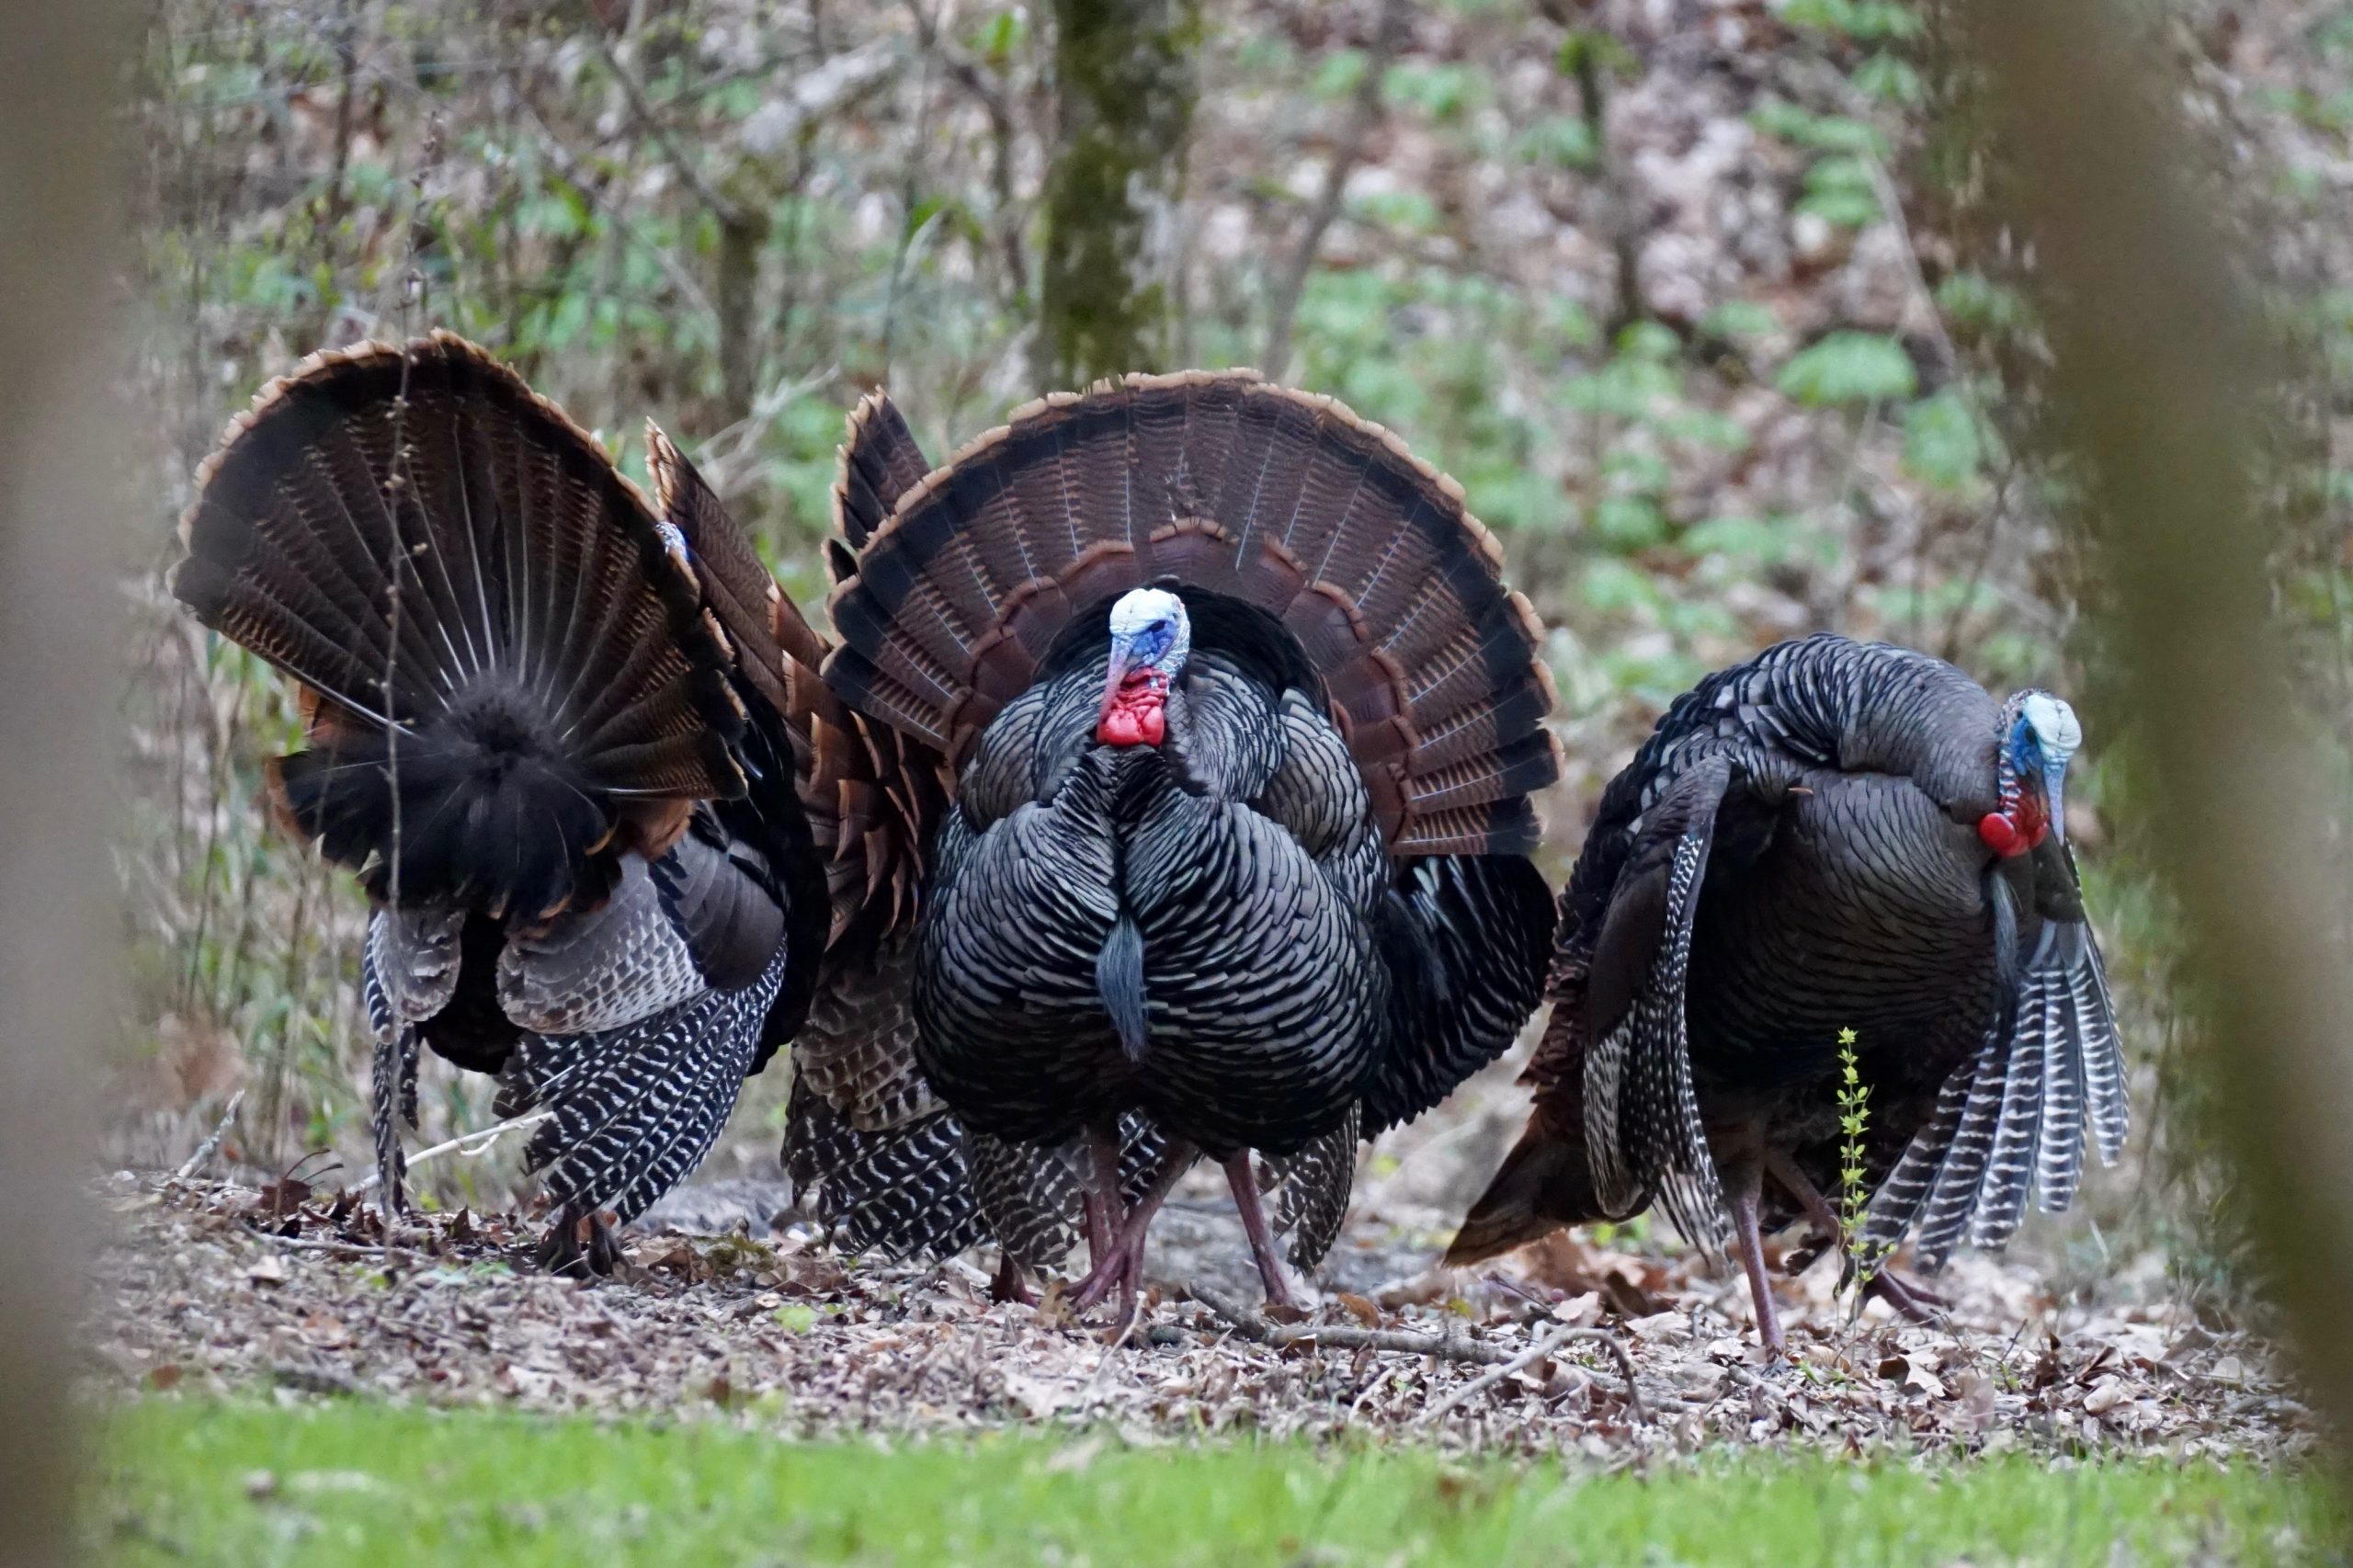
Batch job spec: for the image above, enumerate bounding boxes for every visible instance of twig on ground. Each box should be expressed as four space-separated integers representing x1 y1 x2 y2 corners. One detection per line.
1189 1282 1643 1422
243 1227 442 1265
1419 1324 1646 1426
1192 1282 1501 1359
270 1361 364 1397
353 1109 554 1194
172 1089 245 1182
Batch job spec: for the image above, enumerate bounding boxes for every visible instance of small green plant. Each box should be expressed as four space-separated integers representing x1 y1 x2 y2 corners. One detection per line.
1836 1028 1893 1293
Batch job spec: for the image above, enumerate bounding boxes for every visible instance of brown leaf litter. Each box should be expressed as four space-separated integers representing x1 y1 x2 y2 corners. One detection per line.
85 1174 2310 1459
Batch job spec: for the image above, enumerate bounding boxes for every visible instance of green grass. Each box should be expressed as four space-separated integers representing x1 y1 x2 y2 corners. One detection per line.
97 1399 2329 1567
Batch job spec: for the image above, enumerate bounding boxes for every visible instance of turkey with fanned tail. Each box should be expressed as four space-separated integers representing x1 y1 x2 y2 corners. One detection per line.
813 371 1561 1319
1446 633 2126 1352
172 335 827 1271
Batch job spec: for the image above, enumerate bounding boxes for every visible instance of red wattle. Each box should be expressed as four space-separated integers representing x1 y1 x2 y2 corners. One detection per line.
1096 678 1166 747
1978 812 2026 858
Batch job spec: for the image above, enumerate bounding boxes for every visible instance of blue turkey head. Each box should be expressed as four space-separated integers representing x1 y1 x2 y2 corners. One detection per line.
1984 688 2082 856
1097 587 1190 747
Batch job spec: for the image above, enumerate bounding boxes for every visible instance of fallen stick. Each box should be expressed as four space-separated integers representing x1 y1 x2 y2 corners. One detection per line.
351 1109 554 1194
242 1228 443 1266
1418 1323 1645 1426
1188 1282 1643 1422
171 1090 245 1182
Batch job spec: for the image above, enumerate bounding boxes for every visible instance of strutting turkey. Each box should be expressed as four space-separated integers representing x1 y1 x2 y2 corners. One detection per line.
1446 633 2126 1352
771 394 1179 1296
171 334 827 1271
811 371 1562 1319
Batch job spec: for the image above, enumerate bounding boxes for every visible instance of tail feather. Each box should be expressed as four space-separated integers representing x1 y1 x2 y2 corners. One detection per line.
784 1097 984 1259
1263 1104 1359 1270
647 422 791 719
833 392 933 551
1445 1108 1614 1267
822 373 1557 857
519 949 780 1225
175 334 745 917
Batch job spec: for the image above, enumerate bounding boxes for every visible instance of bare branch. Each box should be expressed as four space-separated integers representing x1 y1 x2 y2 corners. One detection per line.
582 17 743 226
1188 1283 1643 1421
1417 1322 1645 1426
1259 0 1407 381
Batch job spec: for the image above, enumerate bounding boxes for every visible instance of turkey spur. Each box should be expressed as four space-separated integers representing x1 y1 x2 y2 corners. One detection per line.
173 335 825 1271
1449 633 2125 1352
819 372 1560 1317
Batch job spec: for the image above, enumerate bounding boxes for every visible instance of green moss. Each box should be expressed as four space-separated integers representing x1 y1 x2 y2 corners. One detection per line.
1037 0 1204 385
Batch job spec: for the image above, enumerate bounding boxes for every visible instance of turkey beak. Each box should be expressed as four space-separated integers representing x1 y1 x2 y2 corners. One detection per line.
1100 635 1138 721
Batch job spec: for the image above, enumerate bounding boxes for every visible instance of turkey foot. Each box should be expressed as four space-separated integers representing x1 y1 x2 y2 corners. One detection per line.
1068 1136 1198 1323
1759 1148 1949 1325
536 1208 621 1277
1221 1153 1301 1311
1861 1266 1947 1324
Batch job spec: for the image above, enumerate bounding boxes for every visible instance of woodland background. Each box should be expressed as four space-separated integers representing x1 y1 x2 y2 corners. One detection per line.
106 0 2353 1332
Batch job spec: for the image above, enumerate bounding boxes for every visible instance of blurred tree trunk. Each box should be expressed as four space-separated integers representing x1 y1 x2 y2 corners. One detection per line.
1035 0 1201 389
0 5 133 1564
1950 0 2353 1479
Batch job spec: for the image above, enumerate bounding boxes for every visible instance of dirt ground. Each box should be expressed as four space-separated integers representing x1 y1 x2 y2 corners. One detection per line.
88 1173 2308 1460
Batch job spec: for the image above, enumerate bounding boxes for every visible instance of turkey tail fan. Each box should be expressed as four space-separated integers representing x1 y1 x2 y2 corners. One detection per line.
769 399 949 949
833 390 933 552
174 334 744 920
822 372 1563 856
646 422 794 718
784 1096 986 1259
1362 854 1556 1134
1446 1108 1622 1267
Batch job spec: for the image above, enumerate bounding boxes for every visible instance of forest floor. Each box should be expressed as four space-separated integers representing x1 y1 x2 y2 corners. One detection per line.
90 1176 2306 1460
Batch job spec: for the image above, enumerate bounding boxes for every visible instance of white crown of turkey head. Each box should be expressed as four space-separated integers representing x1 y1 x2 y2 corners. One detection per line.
1108 586 1189 676
2020 691 2081 762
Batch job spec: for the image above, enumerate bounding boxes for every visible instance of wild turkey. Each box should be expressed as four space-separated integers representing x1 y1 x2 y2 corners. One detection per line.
814 371 1561 1317
1447 633 2126 1352
171 334 827 1271
775 393 1195 1293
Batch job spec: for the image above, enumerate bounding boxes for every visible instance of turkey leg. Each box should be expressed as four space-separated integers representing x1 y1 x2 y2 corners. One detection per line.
1069 1135 1198 1322
1221 1154 1302 1312
1725 1161 1786 1357
1758 1147 1949 1323
1081 1125 1121 1267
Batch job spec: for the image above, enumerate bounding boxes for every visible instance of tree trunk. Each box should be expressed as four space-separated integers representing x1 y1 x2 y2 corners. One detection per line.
1950 0 2353 1494
1035 0 1201 390
0 5 132 1565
